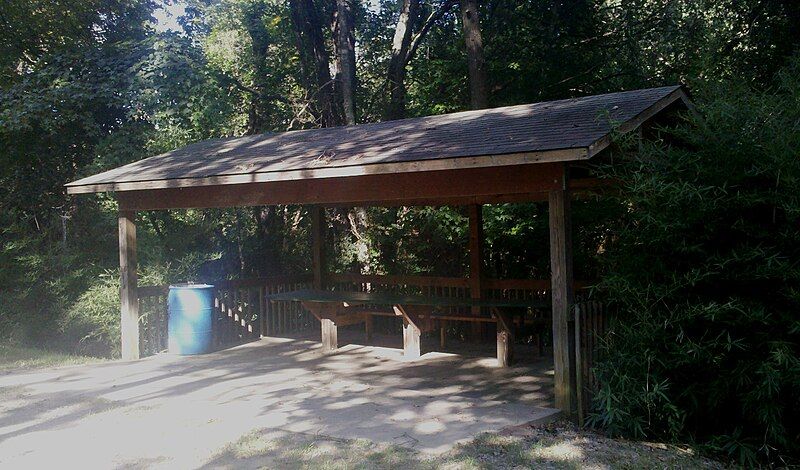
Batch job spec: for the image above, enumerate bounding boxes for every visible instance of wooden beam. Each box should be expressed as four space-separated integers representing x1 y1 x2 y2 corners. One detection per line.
320 177 611 207
118 211 140 360
324 273 591 291
327 192 551 207
116 164 563 211
549 175 576 414
311 207 325 289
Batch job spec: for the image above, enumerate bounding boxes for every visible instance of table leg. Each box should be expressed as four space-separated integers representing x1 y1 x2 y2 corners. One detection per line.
440 320 447 349
493 307 514 367
394 305 430 359
364 314 373 343
321 318 338 353
403 319 421 359
497 329 512 367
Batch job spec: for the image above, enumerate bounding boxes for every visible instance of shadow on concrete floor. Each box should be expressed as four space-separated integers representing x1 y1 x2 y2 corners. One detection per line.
0 336 556 467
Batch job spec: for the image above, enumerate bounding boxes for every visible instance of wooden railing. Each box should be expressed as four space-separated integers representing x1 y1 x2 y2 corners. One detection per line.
138 285 169 356
324 273 588 313
137 274 313 357
574 300 610 425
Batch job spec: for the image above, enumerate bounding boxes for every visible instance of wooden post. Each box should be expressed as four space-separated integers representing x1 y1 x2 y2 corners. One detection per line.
469 204 484 339
118 211 140 360
321 318 338 352
311 206 325 289
494 308 514 367
549 181 576 415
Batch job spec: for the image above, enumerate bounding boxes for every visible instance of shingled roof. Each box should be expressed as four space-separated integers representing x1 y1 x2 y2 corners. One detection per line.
66 85 690 194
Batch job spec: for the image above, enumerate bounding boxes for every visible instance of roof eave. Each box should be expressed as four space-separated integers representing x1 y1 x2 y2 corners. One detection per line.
585 85 692 159
65 147 589 195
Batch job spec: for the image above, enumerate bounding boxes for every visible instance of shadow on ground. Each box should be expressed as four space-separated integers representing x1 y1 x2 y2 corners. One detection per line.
0 335 559 467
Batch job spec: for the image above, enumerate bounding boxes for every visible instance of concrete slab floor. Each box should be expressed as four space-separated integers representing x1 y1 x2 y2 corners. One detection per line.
0 336 557 468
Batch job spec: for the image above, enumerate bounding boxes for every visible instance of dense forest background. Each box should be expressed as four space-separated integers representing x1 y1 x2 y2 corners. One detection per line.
1 0 799 465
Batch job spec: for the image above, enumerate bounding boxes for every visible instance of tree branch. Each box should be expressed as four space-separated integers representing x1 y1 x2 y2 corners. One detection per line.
404 0 458 66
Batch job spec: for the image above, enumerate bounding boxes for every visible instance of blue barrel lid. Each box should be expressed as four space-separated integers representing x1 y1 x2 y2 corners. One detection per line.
169 283 214 289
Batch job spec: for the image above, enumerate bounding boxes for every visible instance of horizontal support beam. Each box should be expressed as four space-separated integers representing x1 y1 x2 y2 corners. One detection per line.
138 276 591 298
117 163 564 211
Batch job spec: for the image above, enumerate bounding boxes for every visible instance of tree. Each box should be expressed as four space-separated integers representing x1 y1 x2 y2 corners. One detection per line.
289 0 342 127
385 0 418 120
385 0 457 120
335 0 357 124
459 0 488 108
242 1 272 134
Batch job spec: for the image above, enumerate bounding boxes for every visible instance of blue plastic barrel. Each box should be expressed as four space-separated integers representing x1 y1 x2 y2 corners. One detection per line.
168 283 215 355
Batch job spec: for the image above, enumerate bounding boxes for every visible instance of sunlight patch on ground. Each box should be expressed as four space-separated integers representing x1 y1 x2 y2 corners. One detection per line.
530 440 585 462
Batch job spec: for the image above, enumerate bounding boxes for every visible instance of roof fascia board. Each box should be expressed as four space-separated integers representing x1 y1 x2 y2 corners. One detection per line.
66 147 587 194
586 87 691 159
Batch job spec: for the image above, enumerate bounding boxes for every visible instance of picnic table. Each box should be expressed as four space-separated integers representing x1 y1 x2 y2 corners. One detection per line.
267 289 549 366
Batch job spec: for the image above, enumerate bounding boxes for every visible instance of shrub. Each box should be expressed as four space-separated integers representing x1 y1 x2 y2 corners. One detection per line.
59 267 172 358
590 59 800 466
60 272 121 357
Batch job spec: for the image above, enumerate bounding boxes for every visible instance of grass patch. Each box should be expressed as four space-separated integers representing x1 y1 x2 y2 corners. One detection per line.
206 421 728 469
0 344 104 372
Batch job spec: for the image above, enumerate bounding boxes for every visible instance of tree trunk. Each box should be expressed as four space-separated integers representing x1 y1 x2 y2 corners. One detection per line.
460 0 488 109
335 0 357 125
243 2 270 134
289 0 342 127
385 0 419 121
385 0 458 120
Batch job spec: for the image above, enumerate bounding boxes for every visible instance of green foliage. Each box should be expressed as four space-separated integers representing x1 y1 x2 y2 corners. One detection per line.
590 58 800 466
60 272 122 357
1 0 800 463
60 268 170 357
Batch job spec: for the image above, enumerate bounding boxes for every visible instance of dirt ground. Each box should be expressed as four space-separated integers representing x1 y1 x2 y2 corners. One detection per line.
0 336 558 468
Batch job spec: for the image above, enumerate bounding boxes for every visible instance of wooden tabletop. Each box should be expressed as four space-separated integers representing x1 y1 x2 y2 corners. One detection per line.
267 289 548 309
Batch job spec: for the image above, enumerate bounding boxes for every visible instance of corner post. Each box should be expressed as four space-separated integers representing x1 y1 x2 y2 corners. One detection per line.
549 167 576 414
118 210 140 360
